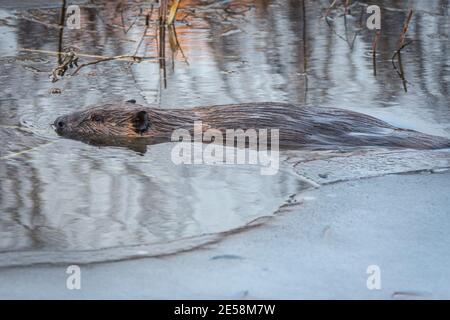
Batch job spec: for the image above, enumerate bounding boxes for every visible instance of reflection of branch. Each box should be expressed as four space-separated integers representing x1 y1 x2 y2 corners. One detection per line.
325 18 347 41
224 3 252 15
132 7 154 58
372 30 381 76
72 55 144 75
21 49 156 79
345 4 363 50
301 0 308 104
0 141 56 161
324 0 362 50
391 40 413 73
325 15 360 50
159 22 167 88
344 0 350 16
168 24 189 66
392 43 412 92
159 0 169 25
17 12 63 29
396 52 408 92
323 0 337 19
121 11 139 34
120 4 139 34
20 48 155 61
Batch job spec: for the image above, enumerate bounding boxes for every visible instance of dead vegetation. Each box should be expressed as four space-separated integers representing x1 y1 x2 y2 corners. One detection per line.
20 0 418 93
391 9 414 92
44 0 186 83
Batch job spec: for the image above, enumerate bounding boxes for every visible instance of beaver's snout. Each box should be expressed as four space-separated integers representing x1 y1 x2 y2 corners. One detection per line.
54 116 68 133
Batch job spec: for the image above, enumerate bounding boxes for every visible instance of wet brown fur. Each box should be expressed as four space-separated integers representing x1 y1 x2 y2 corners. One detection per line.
54 102 450 150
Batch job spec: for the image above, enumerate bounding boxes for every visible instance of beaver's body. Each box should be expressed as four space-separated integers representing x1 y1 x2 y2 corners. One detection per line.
54 101 450 150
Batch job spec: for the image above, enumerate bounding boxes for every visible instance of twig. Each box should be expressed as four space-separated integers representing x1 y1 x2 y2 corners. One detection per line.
72 55 144 75
51 47 79 82
20 48 156 61
398 9 414 50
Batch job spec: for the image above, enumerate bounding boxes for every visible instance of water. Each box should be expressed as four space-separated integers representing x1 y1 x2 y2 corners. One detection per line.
0 0 449 266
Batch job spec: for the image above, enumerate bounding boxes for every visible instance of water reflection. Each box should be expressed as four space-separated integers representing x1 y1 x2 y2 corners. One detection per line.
0 0 449 264
0 142 305 254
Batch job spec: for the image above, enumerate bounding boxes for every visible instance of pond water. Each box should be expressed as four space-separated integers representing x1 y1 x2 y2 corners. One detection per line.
0 0 449 266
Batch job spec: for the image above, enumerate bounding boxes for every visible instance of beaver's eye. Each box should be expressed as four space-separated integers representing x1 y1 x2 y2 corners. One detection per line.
92 115 104 123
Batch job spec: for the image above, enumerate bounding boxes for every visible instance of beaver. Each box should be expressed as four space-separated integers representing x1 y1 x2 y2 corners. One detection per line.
53 100 450 151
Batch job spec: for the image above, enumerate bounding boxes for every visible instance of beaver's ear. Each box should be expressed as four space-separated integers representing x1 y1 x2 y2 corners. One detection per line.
133 111 150 134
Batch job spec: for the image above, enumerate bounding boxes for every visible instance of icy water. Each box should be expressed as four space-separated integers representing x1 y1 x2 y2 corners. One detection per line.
0 0 449 266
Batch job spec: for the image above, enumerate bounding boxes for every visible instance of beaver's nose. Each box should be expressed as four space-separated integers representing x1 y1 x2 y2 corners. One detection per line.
54 117 67 131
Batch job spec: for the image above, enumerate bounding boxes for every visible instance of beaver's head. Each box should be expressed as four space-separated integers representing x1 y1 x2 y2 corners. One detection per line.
54 102 151 139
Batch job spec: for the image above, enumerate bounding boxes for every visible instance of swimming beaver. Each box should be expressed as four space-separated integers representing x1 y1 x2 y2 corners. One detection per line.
53 101 450 150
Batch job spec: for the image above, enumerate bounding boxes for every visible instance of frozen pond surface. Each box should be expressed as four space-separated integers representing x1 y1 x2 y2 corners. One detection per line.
0 0 449 267
1 171 449 299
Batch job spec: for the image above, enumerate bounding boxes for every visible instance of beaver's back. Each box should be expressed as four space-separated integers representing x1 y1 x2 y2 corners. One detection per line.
195 103 450 150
